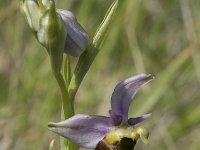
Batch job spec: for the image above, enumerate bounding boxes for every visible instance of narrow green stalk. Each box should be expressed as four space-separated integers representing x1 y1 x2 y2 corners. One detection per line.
68 0 119 103
53 72 77 150
59 55 77 150
54 72 73 118
63 55 72 87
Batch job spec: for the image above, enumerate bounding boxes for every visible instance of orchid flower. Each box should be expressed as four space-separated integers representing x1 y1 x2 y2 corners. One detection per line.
48 73 154 149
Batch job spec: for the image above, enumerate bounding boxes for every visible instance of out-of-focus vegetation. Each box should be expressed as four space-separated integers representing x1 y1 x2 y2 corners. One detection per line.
0 0 200 149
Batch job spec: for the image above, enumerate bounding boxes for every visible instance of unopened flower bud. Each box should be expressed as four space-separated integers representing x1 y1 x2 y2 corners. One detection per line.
42 0 50 8
21 0 88 58
20 0 42 31
37 0 66 74
58 10 88 57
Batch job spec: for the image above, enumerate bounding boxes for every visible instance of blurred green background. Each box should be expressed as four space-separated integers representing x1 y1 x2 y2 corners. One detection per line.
0 0 200 149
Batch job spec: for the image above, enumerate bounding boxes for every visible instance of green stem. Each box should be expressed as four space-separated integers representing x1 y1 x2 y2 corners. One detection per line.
53 72 77 150
54 72 73 118
63 55 72 87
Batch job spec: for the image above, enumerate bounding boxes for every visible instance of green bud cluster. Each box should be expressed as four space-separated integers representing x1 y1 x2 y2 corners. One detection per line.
20 0 88 74
20 0 65 74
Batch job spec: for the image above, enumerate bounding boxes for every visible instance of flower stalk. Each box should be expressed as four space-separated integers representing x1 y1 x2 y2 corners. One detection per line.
63 55 72 87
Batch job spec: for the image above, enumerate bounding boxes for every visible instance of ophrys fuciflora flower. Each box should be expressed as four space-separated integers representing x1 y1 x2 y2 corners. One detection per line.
48 74 154 150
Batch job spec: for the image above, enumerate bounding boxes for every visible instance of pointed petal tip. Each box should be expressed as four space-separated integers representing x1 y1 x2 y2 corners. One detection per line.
143 113 152 118
146 74 155 80
48 122 56 128
132 73 155 88
149 74 155 80
128 113 152 126
48 122 62 128
141 73 155 83
47 122 57 132
47 122 65 131
134 73 155 82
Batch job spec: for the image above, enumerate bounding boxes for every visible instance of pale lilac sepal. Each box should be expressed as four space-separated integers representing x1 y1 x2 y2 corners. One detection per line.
128 113 152 126
110 74 154 124
48 114 112 148
57 10 88 57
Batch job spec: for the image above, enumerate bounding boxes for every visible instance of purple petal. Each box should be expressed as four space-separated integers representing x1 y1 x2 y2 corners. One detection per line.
48 114 112 148
110 74 154 125
57 10 88 57
128 113 152 126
